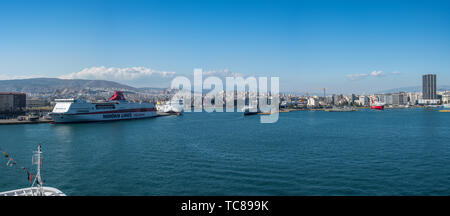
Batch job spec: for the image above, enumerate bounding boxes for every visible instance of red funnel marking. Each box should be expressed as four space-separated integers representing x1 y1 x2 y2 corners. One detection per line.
109 91 126 101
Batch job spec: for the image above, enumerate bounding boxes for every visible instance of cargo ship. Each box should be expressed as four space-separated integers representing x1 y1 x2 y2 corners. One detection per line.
50 91 157 123
370 99 385 110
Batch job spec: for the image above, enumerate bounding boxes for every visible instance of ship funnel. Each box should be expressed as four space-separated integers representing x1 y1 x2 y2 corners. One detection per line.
109 91 126 101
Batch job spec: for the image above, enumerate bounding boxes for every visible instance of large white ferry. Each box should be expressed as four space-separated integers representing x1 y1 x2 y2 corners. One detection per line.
50 91 157 123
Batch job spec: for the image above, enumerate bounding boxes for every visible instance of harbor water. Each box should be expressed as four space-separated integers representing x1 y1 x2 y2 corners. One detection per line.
0 109 449 195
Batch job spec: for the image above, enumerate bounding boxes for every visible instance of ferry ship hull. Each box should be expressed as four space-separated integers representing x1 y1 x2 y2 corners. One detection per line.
50 110 157 123
371 105 384 110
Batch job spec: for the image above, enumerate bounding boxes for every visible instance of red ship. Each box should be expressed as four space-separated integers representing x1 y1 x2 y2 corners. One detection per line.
370 99 384 110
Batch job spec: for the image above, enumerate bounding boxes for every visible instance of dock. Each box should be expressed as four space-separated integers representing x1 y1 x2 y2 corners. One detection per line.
0 119 54 125
324 108 357 112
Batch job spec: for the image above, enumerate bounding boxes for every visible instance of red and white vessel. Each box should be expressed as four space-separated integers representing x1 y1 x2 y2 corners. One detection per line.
50 91 157 123
370 99 385 110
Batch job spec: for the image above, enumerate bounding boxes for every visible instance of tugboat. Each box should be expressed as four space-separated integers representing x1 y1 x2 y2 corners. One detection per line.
242 105 262 115
0 145 66 196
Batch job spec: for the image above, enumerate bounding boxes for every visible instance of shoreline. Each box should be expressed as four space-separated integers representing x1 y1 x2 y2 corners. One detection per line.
0 119 54 125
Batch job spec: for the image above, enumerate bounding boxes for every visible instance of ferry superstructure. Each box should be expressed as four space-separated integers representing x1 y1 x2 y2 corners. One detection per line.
50 91 157 123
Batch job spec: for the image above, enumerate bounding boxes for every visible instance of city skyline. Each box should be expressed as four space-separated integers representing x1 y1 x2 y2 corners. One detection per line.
0 0 450 94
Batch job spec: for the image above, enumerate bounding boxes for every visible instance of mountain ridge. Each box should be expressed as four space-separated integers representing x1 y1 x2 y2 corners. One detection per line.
0 78 167 93
1 78 449 95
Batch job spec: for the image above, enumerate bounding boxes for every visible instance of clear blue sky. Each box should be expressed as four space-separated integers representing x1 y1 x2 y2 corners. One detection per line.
0 0 449 93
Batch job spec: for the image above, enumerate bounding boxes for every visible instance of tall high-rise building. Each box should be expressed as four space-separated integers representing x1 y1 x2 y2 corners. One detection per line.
422 74 437 100
419 74 440 105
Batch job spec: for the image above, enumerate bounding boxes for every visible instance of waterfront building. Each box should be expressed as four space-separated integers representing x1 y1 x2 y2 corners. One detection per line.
330 94 336 105
326 95 334 105
375 94 384 104
358 95 370 106
26 98 50 108
350 94 358 104
422 74 437 99
0 92 26 118
376 93 393 105
331 94 344 106
441 92 450 104
407 92 421 105
307 97 318 108
392 94 400 105
392 92 407 106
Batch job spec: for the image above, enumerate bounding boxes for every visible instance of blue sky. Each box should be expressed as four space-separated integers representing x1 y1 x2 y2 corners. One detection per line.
0 0 449 93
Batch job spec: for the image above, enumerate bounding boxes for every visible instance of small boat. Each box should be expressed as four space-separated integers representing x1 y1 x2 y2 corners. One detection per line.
242 105 261 115
0 145 66 196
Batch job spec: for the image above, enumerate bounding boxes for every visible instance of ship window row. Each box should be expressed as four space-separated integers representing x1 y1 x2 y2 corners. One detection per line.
76 109 90 113
95 105 116 110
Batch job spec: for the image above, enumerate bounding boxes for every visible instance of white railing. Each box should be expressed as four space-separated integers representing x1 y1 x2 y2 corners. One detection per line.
0 187 66 196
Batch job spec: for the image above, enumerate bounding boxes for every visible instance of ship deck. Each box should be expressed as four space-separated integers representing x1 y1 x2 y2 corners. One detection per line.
0 187 66 196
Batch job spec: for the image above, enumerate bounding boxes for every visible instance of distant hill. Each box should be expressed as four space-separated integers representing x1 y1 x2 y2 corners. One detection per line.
0 78 137 93
0 78 175 97
138 87 170 93
1 78 448 95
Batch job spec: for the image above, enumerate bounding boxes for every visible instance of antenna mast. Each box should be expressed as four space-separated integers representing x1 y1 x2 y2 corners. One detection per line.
32 145 44 196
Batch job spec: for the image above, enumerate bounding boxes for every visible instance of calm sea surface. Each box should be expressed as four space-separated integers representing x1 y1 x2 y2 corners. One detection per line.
1 109 449 195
